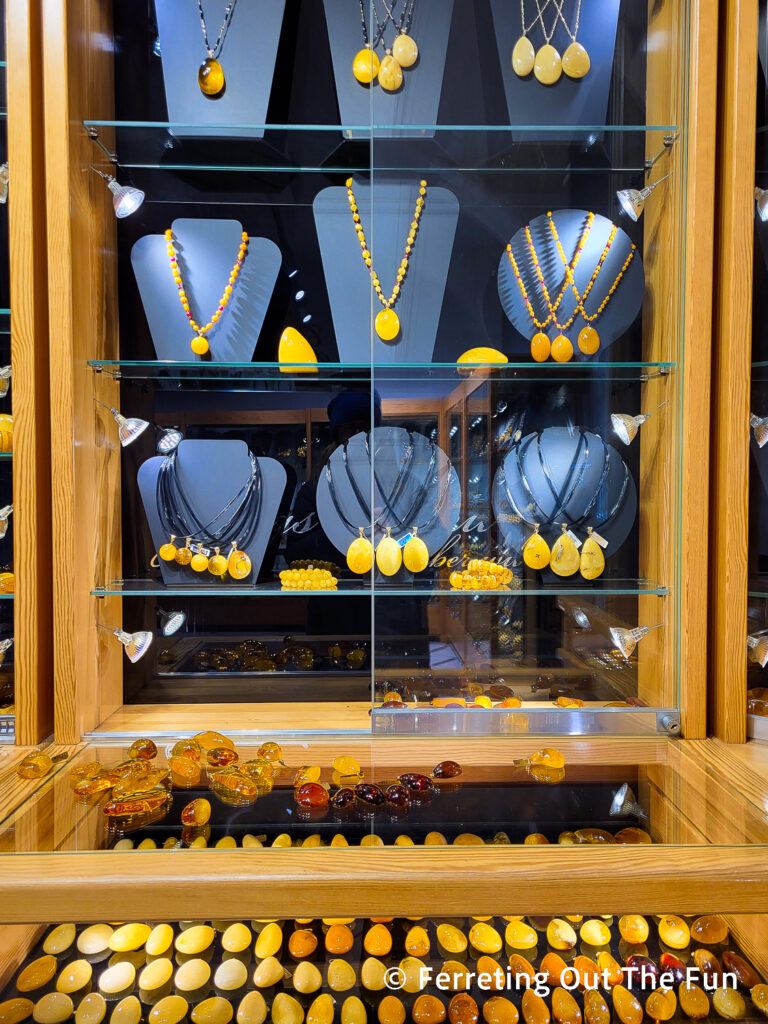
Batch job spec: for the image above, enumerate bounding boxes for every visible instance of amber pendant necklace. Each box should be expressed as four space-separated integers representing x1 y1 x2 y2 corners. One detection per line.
513 0 588 84
346 176 426 342
352 0 418 92
197 0 238 97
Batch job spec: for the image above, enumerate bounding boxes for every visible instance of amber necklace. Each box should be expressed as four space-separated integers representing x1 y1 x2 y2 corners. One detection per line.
166 227 248 356
353 0 418 91
512 0 590 84
197 0 238 97
346 177 426 342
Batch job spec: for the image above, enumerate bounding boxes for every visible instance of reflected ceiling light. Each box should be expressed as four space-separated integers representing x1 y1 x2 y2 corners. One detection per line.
90 166 145 219
756 187 768 223
0 504 12 541
0 365 11 399
751 412 768 448
99 624 153 663
157 608 187 636
610 623 662 660
95 399 150 447
609 782 648 820
156 426 183 455
611 401 668 446
573 607 591 630
747 632 768 668
617 173 671 222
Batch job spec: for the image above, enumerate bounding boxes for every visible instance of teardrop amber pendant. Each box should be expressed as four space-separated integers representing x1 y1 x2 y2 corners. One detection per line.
580 529 605 580
512 35 535 77
562 42 591 79
551 527 580 577
198 58 225 97
523 524 550 570
534 44 562 85
578 326 600 355
378 54 404 92
228 544 252 580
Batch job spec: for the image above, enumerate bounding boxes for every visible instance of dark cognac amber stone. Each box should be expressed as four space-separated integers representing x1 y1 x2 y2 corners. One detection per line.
722 952 762 989
692 949 722 987
489 683 514 698
354 783 386 807
432 761 462 780
659 953 687 986
330 787 355 810
448 995 479 1024
625 956 660 990
398 773 435 793
384 784 411 810
295 783 329 809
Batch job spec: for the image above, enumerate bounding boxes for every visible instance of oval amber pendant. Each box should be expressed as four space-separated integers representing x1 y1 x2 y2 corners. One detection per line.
512 35 535 77
375 308 400 341
378 54 404 92
198 57 225 97
392 33 418 68
352 47 380 85
551 531 580 577
534 44 562 85
562 42 591 79
577 325 600 355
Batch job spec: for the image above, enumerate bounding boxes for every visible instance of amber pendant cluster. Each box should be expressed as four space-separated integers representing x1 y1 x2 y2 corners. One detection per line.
352 33 419 92
512 37 591 85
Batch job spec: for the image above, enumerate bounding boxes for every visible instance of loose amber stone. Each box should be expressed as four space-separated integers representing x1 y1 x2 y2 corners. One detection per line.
56 960 92 995
405 926 430 957
482 1001 517 1024
552 989 582 1024
43 924 76 955
241 759 275 784
271 994 304 1024
325 925 354 955
580 920 611 946
0 1002 33 1024
257 742 283 763
528 748 565 769
98 962 136 997
293 962 323 995
437 924 467 954
17 958 57 994
425 832 448 846
330 788 355 811
181 798 211 826
657 915 690 950
575 829 615 845
168 755 200 786
341 999 366 1024
294 766 322 787
378 998 405 1024
128 738 157 760
618 916 648 944
613 828 652 845
288 930 317 959
214 960 247 992
364 924 392 957
573 956 599 990
175 925 215 955
440 963 472 992
398 773 435 793
680 985 710 1021
583 992 610 1024
193 1000 234 1024
413 996 446 1024
171 739 202 761
254 923 284 960
448 996 478 1024
752 986 768 1017
33 995 73 1024
722 952 761 988
432 761 462 780
237 995 267 1024
175 958 211 992
360 958 387 992
354 783 385 808
17 752 56 780
547 919 577 951
76 994 106 1024
505 921 538 950
306 996 333 1024
149 997 189 1024
508 956 536 988
475 957 504 991
194 731 234 752
332 755 362 778
690 915 728 944
469 923 502 954
524 833 550 845
112 997 142 1024
692 949 721 986
327 960 356 992
207 747 239 768
295 783 330 809
539 953 568 987
596 952 623 987
713 988 747 1021
645 990 676 1022
521 991 550 1024
384 784 411 811
138 957 173 992
612 986 643 1024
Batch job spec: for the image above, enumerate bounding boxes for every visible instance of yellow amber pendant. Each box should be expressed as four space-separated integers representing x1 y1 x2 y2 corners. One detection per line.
392 34 418 68
159 537 178 562
551 527 580 577
198 58 225 97
551 335 573 362
531 333 551 362
190 335 209 356
375 308 400 341
227 544 252 580
523 524 550 570
403 530 429 573
534 44 562 85
278 327 318 373
376 528 402 576
562 42 591 79
175 540 193 566
457 347 508 366
512 35 535 76
190 552 209 573
378 54 404 92
208 547 228 577
580 530 605 580
578 326 600 355
347 528 373 574
352 47 380 85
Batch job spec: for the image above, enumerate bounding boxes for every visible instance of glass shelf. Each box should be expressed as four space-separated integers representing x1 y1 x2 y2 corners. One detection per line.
93 578 668 597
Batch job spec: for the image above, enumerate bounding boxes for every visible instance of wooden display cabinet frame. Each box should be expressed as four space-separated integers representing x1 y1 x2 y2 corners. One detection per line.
41 0 718 744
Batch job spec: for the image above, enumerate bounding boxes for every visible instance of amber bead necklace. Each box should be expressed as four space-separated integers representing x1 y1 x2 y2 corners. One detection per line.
196 0 238 97
166 227 248 356
346 177 427 341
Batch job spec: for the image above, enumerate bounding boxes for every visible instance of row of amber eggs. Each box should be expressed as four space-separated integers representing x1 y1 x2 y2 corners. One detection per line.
2 917 763 1024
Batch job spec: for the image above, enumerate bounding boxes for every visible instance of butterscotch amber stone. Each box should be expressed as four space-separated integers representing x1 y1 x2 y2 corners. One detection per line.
139 959 173 993
378 999 405 1024
327 961 356 993
612 986 642 1024
192 1000 233 1024
412 996 446 1024
288 930 317 960
360 959 387 992
98 963 135 997
77 926 113 958
325 926 354 955
645 991 676 1022
680 986 710 1021
713 989 747 1021
596 952 623 986
293 963 323 996
482 1001 517 1024
176 926 215 956
552 989 581 1024
401 957 428 995
476 957 504 991
508 957 536 987
254 924 283 960
44 925 76 956
691 916 728 945
546 919 577 951
306 995 334 1024
572 957 599 990
341 1000 366 1024
524 834 550 845
214 960 248 993
583 992 609 1024
753 987 768 1017
237 994 267 1024
175 959 211 993
521 991 549 1024
448 996 478 1024
575 829 615 845
580 920 611 947
723 952 761 987
76 994 106 1024
17 957 57 993
109 923 151 953
271 999 304 1024
0 1000 33 1024
149 996 189 1024
657 915 690 950
56 961 92 995
469 924 501 954
539 954 568 987
252 959 284 989
33 995 73 1024
439 963 472 993
404 926 430 958
505 922 538 950
618 916 648 944
437 925 467 954
110 998 141 1024
363 925 392 957
221 924 250 954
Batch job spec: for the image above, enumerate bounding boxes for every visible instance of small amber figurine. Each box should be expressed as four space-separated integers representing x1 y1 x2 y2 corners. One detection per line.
181 798 211 826
17 749 67 780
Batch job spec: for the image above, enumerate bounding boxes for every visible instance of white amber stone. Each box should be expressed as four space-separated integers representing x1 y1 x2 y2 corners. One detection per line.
512 35 535 76
77 926 113 958
534 44 562 85
392 34 418 68
174 959 211 993
214 960 248 993
138 959 173 992
378 55 403 92
98 963 135 997
562 41 591 79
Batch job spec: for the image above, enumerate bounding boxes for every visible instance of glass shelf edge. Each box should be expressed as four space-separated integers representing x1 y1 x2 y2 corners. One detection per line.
92 582 669 597
83 120 679 133
88 360 676 370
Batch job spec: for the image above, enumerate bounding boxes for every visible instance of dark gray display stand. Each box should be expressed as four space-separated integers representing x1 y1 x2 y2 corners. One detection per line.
488 0 620 139
316 427 461 569
138 440 286 587
132 219 281 362
322 0 454 139
491 427 637 566
155 0 286 138
497 210 644 358
314 182 458 363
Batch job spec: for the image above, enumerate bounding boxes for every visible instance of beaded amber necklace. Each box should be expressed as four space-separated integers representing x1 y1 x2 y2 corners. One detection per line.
166 228 248 356
346 177 426 342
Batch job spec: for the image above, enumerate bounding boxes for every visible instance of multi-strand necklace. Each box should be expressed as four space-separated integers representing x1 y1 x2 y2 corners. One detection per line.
196 0 238 97
512 0 590 85
346 176 427 342
352 0 419 92
165 228 248 356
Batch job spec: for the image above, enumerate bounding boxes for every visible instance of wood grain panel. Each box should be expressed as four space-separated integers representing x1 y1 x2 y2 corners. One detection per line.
709 0 758 742
6 0 54 744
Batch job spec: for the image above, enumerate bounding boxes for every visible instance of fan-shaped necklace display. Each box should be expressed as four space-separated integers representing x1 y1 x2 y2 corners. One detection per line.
155 451 261 579
353 0 418 90
347 177 427 342
166 228 248 356
513 0 589 85
196 0 238 97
